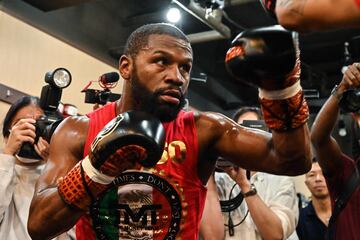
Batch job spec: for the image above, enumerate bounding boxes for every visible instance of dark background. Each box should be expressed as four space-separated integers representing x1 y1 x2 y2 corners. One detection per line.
1 0 360 157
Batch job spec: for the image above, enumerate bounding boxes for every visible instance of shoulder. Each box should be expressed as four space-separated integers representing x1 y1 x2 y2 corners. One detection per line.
193 111 235 130
259 172 295 189
55 115 89 135
51 115 89 156
300 201 314 215
194 110 241 143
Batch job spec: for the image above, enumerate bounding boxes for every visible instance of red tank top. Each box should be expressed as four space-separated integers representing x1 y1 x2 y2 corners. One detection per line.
326 154 360 240
76 102 207 240
355 0 360 8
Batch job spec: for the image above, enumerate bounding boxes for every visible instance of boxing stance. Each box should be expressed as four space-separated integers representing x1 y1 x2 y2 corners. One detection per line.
28 23 311 240
261 0 360 32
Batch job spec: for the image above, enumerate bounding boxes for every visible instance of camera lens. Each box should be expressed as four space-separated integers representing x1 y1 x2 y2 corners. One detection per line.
340 89 360 112
53 69 71 88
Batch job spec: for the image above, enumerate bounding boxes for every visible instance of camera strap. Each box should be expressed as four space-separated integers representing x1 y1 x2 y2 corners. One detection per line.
325 163 360 240
220 191 244 212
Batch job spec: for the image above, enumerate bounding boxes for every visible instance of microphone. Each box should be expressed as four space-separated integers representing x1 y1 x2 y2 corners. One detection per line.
98 72 120 85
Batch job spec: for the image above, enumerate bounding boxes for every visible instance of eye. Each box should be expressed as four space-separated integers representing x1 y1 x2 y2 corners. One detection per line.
180 64 191 74
155 57 168 66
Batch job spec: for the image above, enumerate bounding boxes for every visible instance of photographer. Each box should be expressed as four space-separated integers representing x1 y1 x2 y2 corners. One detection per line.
311 62 360 240
0 96 70 240
200 106 299 240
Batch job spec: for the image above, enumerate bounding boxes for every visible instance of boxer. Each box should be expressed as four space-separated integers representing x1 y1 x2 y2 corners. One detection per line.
28 23 311 240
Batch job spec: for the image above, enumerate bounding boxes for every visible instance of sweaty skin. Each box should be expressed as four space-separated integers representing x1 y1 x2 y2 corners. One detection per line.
28 33 311 240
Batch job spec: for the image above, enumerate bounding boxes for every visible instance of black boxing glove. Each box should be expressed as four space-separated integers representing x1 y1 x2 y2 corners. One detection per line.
58 111 165 210
225 25 309 131
259 0 277 21
225 25 297 90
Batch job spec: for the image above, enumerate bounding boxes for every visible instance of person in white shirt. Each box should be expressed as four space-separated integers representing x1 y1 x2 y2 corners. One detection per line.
200 106 299 240
0 96 73 240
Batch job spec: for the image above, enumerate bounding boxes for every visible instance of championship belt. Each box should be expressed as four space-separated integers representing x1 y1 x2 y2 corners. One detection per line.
90 170 183 240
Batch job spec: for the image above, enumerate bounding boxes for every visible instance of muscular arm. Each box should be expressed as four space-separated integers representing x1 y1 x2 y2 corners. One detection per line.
199 174 225 240
276 0 360 32
196 112 311 181
28 116 89 240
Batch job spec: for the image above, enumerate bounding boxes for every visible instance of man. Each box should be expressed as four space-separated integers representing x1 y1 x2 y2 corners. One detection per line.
296 159 331 240
311 62 360 239
261 0 360 32
27 23 311 240
200 106 299 240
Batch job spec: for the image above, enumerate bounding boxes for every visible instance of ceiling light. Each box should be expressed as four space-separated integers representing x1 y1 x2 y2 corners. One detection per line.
166 7 181 23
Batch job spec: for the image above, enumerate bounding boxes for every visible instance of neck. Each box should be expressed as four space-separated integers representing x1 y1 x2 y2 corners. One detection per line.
312 196 331 213
116 98 132 116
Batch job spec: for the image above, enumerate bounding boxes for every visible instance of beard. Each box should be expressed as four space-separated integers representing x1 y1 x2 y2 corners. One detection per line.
130 69 186 122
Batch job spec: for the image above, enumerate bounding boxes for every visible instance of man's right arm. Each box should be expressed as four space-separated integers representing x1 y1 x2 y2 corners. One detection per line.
28 116 88 240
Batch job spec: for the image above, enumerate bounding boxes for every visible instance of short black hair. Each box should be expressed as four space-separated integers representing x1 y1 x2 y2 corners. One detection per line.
2 96 40 138
124 23 190 58
233 106 262 122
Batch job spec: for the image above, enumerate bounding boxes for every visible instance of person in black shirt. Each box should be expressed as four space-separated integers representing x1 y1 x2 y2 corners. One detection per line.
296 159 331 240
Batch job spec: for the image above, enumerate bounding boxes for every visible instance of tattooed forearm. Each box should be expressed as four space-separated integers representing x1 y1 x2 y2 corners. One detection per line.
277 0 308 16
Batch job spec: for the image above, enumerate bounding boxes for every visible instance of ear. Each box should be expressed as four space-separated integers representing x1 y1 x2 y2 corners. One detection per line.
119 55 133 81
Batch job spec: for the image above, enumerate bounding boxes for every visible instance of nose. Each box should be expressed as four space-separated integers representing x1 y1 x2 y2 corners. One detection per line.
166 65 185 87
315 173 322 181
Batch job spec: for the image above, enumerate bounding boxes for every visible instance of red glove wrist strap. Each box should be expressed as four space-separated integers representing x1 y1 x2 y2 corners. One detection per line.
260 90 309 131
57 161 109 211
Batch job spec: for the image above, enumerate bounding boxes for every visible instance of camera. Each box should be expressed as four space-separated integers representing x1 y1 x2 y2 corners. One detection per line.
339 89 360 113
84 88 120 105
18 68 72 160
82 72 121 105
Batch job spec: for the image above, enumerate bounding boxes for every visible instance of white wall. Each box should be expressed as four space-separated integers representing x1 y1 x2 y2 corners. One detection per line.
0 10 121 149
0 10 122 113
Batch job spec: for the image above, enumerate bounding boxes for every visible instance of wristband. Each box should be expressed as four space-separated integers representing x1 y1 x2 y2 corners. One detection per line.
57 160 110 211
260 90 309 131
